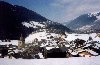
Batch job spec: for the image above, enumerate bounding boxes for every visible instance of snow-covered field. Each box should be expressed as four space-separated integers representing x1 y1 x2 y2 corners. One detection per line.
0 56 100 65
26 32 100 42
65 33 100 41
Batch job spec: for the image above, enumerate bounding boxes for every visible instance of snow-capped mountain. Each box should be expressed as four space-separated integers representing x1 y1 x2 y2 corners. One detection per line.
65 12 100 33
0 1 71 40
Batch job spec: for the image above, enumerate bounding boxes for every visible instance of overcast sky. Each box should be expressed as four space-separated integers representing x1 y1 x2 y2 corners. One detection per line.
3 0 100 23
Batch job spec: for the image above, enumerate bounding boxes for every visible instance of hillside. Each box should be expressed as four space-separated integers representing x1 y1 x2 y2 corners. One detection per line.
0 1 71 39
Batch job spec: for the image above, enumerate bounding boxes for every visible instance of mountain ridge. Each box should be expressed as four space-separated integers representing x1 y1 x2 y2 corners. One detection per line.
0 1 71 39
64 12 100 33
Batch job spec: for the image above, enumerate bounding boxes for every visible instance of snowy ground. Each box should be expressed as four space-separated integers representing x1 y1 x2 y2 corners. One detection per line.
0 56 100 65
65 33 100 42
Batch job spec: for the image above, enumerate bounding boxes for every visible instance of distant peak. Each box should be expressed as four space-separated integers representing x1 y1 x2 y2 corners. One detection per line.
88 11 100 17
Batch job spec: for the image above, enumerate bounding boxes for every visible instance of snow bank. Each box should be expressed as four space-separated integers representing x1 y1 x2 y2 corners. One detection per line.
0 56 100 65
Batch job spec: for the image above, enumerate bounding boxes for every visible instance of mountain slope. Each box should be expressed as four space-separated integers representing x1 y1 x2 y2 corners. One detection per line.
0 1 71 39
65 12 100 33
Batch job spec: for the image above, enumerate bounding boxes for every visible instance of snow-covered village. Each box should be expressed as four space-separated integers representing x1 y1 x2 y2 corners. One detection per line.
0 31 100 65
1 0 100 65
